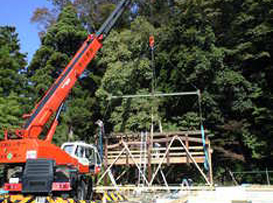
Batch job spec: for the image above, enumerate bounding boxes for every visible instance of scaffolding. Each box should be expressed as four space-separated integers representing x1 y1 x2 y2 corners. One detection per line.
96 131 213 188
138 132 148 186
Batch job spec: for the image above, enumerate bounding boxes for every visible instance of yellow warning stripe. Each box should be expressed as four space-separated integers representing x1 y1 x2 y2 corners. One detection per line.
7 196 35 203
9 195 24 202
103 192 112 202
55 197 65 203
116 193 124 202
67 199 75 203
0 195 103 203
23 196 34 203
109 193 118 202
101 191 128 202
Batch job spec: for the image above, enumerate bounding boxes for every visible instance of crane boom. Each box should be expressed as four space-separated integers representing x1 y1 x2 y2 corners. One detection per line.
21 0 131 139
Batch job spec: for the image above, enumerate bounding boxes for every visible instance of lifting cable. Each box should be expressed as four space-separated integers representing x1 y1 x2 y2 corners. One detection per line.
149 0 158 135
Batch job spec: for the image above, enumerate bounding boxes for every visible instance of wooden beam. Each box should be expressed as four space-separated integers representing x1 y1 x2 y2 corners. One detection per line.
106 152 205 159
153 137 209 144
107 156 206 165
107 146 205 152
109 130 209 138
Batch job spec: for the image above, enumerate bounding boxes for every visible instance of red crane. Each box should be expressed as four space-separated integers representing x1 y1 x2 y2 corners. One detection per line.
0 0 131 199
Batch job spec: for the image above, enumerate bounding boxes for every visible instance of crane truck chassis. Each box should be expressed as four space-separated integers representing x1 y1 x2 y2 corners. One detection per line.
0 0 131 199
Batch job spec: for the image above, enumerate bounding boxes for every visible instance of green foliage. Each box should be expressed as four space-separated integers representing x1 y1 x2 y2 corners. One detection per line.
28 5 100 143
0 26 27 97
94 0 273 181
0 94 22 137
208 0 273 164
151 0 273 181
0 26 28 136
29 5 87 97
3 0 273 185
96 17 159 132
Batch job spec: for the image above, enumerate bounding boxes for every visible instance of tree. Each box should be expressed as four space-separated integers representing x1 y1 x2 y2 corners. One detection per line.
32 0 131 36
207 0 273 166
0 94 22 136
0 26 27 97
28 5 98 144
154 0 262 181
31 7 57 38
0 26 28 136
96 17 158 132
25 0 273 183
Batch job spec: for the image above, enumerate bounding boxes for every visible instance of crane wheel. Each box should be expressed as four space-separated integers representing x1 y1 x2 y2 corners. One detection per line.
77 180 86 200
86 178 93 200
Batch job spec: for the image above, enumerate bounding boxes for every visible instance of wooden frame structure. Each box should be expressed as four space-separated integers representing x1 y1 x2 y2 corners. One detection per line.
99 130 213 186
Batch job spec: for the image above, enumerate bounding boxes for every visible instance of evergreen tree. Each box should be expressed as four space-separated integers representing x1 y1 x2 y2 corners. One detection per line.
207 0 273 169
0 26 27 137
0 26 27 97
28 5 99 144
155 0 260 181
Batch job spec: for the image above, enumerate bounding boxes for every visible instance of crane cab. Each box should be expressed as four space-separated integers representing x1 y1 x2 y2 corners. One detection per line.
61 142 101 175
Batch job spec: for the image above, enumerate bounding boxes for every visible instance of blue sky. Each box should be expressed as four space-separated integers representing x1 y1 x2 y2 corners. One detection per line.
0 0 53 63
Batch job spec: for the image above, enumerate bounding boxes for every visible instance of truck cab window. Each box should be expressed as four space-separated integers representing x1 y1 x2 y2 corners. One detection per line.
63 145 74 156
75 146 84 158
85 148 95 164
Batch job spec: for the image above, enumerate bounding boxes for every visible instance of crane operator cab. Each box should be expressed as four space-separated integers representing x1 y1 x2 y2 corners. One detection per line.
61 142 101 175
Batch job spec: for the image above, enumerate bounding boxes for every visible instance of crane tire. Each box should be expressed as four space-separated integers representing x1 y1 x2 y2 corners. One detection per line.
77 180 86 200
86 178 93 200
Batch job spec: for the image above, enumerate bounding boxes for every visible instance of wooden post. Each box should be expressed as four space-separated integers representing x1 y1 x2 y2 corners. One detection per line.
104 137 109 186
147 133 152 182
207 139 213 185
120 135 123 159
166 134 170 166
186 134 189 164
126 134 129 166
266 168 270 185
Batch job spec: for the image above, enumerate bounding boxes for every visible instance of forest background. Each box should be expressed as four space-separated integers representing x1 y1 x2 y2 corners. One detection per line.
1 0 273 185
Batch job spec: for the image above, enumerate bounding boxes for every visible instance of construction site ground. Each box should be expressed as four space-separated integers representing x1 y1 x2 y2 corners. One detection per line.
1 185 273 203
96 185 273 203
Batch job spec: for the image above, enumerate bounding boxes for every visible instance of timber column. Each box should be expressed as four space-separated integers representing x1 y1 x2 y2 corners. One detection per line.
147 133 152 182
104 137 109 186
207 137 213 185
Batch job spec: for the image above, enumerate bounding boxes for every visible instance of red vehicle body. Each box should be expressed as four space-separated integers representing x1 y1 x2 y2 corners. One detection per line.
0 0 130 199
